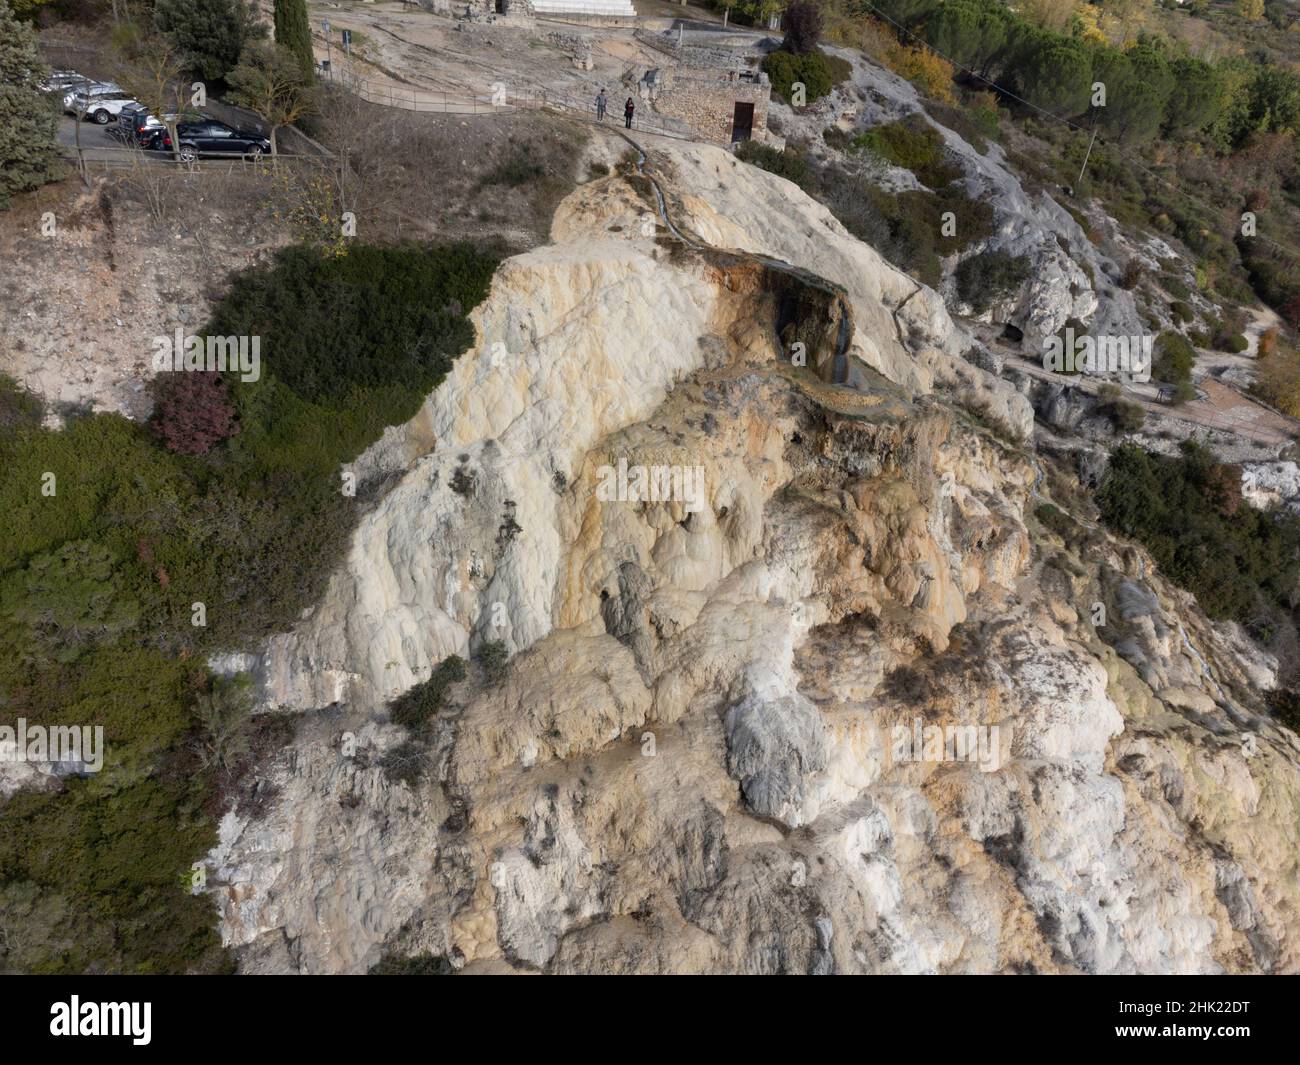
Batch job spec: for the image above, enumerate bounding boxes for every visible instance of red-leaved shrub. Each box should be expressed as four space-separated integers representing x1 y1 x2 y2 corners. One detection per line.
150 371 239 455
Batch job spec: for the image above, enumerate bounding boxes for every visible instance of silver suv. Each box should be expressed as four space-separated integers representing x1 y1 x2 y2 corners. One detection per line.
66 88 138 125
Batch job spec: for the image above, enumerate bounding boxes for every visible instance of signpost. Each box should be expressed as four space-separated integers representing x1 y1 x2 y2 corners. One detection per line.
323 19 332 77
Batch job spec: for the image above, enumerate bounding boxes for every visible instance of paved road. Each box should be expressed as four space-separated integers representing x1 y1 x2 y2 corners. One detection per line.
57 114 121 150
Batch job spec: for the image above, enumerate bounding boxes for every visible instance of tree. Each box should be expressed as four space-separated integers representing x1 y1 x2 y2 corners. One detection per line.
782 0 823 55
6 540 140 663
9 0 58 18
925 0 1015 76
387 655 466 729
1018 0 1079 33
227 41 316 157
0 0 61 210
1099 0 1145 46
273 0 315 84
1092 41 1173 143
153 0 263 86
114 36 193 166
1017 33 1092 118
1163 56 1223 137
192 673 255 777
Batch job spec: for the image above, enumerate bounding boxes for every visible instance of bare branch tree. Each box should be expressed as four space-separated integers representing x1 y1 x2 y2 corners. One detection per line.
113 34 194 168
227 41 317 160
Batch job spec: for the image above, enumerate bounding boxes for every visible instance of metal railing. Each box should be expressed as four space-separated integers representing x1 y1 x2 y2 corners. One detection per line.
536 88 695 141
60 143 320 174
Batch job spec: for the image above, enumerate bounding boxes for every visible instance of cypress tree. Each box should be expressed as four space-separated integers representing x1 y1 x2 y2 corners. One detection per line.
273 0 315 84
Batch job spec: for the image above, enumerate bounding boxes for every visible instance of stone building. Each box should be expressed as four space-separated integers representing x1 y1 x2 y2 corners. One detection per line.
642 67 772 145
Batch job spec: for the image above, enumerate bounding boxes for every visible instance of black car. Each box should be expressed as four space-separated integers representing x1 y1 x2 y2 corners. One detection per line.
114 103 167 146
150 119 273 161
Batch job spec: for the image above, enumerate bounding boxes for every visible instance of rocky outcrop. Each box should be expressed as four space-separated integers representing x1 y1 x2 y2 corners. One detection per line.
773 49 1143 350
205 138 1300 975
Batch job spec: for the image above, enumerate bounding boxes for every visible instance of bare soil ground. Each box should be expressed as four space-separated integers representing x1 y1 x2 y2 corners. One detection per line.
0 170 294 422
317 90 593 247
10 17 596 421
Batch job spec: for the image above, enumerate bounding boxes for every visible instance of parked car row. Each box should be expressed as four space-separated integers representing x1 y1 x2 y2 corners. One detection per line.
45 69 274 161
145 120 273 163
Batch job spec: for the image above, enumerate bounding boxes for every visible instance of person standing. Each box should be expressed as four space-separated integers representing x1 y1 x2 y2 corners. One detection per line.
596 88 607 121
624 97 635 130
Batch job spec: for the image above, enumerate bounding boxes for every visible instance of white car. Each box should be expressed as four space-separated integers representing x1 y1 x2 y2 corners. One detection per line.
62 82 123 114
41 70 93 94
66 89 139 125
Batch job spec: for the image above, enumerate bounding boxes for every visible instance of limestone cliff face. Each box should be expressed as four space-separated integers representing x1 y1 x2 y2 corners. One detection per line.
206 141 1300 975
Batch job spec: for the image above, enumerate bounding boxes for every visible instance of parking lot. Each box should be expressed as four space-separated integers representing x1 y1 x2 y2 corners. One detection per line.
57 114 121 150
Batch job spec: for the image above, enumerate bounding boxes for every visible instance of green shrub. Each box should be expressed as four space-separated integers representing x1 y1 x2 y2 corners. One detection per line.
925 100 994 154
1096 383 1146 433
1161 273 1191 300
1153 330 1196 386
0 375 42 433
735 140 816 190
369 952 456 974
851 116 961 188
818 167 993 286
954 249 1030 314
478 640 510 685
1169 300 1193 325
1221 333 1249 354
1036 502 1076 540
0 240 497 974
207 243 498 406
1098 441 1300 631
762 48 849 105
388 655 467 729
480 150 545 188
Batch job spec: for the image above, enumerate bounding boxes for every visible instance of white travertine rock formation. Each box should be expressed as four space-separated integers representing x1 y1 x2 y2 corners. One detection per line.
206 139 1300 975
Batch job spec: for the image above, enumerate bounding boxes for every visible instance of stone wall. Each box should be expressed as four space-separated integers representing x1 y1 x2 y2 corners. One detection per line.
650 73 770 145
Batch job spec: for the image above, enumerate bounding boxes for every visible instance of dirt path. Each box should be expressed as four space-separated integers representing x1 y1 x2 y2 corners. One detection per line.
995 344 1297 448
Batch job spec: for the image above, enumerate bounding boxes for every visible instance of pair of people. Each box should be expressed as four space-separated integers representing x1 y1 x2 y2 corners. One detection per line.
594 89 634 129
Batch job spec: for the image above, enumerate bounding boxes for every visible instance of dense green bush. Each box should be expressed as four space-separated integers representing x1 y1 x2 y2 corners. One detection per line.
818 164 993 285
1096 382 1146 433
851 116 961 188
478 640 510 685
954 249 1030 313
1153 330 1196 388
0 376 41 433
735 140 816 190
369 952 456 974
208 243 497 406
762 48 850 105
0 240 498 974
1098 442 1300 635
1161 273 1191 301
